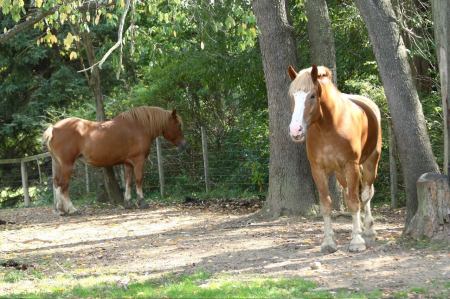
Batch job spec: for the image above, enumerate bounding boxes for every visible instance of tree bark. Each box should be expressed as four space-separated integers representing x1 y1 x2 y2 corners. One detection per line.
405 173 450 240
431 0 450 176
355 0 439 225
252 0 317 217
393 0 433 93
305 0 337 83
305 0 342 211
389 123 399 208
81 32 123 205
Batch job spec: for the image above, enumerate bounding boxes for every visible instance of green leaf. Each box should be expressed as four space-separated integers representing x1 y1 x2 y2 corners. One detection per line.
225 16 235 29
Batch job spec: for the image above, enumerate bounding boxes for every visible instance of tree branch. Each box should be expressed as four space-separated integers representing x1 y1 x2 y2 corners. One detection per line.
78 0 131 73
0 1 113 45
0 7 59 45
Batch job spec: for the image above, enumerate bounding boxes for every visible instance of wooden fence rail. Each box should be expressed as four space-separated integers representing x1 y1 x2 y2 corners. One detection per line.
0 127 213 206
0 152 51 207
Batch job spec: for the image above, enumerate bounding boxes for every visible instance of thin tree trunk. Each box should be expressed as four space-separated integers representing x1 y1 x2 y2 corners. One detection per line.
389 123 398 208
305 0 337 83
393 0 433 93
252 0 317 217
305 0 343 211
355 0 439 225
81 32 123 205
431 0 450 176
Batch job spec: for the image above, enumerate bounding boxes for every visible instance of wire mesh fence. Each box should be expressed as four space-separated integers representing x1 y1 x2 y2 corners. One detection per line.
0 128 269 207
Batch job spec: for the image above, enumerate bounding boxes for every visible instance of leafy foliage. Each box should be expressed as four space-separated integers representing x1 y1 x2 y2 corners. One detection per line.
0 0 445 205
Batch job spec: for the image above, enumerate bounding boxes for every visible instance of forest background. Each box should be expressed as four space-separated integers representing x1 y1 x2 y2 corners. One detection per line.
0 0 443 210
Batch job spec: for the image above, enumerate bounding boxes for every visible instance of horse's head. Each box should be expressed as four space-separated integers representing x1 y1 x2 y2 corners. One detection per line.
287 64 331 143
163 109 188 151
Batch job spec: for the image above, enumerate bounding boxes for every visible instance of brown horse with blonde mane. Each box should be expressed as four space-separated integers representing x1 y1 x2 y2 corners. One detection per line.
288 65 382 253
43 106 187 215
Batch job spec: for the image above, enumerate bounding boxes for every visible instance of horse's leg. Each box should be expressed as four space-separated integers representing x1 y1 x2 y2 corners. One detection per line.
345 162 366 252
54 161 77 215
361 183 376 241
361 154 379 242
133 158 149 209
311 166 337 253
123 164 133 209
52 158 62 212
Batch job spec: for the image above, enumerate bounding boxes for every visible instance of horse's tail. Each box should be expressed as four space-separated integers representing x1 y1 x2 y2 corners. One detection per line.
42 126 54 153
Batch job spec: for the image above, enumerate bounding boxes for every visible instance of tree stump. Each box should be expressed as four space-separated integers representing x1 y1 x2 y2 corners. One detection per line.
405 173 450 240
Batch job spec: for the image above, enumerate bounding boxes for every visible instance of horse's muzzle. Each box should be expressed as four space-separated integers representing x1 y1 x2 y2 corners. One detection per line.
177 139 188 152
290 134 305 143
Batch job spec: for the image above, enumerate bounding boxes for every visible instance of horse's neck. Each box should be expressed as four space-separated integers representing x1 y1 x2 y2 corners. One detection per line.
318 83 342 126
149 129 163 141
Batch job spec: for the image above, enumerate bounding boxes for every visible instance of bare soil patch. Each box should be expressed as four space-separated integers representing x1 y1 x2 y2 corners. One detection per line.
1 202 449 296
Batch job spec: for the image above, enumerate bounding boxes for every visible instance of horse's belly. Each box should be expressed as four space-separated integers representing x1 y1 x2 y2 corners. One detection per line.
311 145 356 173
83 155 123 167
81 139 131 166
318 158 342 174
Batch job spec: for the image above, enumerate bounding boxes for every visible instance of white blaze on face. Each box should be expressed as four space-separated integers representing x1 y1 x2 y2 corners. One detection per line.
289 91 308 138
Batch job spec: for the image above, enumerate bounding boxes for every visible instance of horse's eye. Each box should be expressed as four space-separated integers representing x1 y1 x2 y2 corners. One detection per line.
310 94 315 99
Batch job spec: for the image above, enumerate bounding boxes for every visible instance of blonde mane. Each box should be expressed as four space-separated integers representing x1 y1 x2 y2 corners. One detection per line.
288 66 333 109
116 106 182 136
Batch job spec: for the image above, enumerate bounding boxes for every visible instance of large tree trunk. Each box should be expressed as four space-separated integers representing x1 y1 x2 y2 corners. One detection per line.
431 0 450 176
305 0 343 211
355 0 439 225
81 32 123 205
252 0 317 217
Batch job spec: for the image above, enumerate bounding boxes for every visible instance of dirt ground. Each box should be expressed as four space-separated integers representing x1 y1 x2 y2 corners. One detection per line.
1 201 449 297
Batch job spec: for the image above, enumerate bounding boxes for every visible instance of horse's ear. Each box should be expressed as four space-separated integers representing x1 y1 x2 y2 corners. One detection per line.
172 109 177 118
311 64 319 83
287 65 298 81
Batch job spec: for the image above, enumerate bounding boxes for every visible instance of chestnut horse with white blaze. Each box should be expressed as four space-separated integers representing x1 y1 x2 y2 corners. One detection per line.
43 106 187 215
288 65 382 253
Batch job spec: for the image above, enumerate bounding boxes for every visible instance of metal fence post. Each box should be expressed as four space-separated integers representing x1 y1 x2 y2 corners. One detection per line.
36 158 42 184
52 158 57 208
156 137 165 197
20 160 30 207
85 162 90 193
201 127 210 193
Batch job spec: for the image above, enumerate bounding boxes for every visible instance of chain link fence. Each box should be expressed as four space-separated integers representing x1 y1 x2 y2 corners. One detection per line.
0 129 269 207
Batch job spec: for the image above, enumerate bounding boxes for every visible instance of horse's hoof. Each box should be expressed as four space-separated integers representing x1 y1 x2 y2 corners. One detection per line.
349 235 366 252
57 209 79 216
321 244 338 254
321 240 337 254
64 209 79 216
123 201 133 209
362 230 377 244
55 209 66 216
138 200 149 209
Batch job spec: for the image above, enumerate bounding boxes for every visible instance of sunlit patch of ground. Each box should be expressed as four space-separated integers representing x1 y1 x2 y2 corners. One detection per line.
1 204 449 297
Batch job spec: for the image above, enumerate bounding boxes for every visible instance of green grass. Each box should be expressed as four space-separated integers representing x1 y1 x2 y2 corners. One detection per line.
2 270 450 299
0 271 367 299
3 269 27 283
